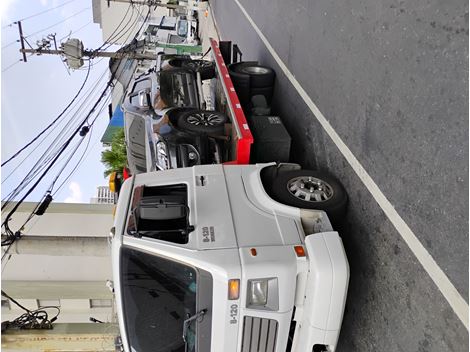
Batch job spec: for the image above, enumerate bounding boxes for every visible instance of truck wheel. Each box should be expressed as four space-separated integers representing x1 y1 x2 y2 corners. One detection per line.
250 86 274 104
166 107 197 125
177 110 227 134
168 58 215 80
232 63 275 88
271 170 347 218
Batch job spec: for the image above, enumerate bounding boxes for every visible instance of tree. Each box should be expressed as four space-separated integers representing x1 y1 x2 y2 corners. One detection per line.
101 129 127 177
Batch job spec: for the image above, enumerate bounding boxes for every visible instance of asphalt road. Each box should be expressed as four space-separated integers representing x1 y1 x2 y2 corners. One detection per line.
211 0 469 350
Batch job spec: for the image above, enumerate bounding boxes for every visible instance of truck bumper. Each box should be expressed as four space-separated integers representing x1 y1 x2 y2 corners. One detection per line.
292 232 349 352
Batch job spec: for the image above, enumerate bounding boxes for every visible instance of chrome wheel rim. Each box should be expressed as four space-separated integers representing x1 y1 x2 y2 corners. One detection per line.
241 66 270 75
186 112 224 126
287 176 333 202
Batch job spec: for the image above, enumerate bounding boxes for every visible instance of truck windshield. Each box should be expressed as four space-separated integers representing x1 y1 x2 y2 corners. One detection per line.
120 247 198 352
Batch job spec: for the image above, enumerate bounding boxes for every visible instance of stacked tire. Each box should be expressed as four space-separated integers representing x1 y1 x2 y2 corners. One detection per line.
228 62 276 113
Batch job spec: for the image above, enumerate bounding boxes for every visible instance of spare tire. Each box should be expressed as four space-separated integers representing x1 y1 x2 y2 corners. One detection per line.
232 63 275 88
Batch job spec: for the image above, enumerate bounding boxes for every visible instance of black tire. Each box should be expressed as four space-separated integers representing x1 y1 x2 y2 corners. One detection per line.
232 63 275 88
166 107 197 125
181 60 215 80
177 110 227 134
169 58 215 80
228 61 258 75
270 170 348 219
250 86 274 104
166 57 190 67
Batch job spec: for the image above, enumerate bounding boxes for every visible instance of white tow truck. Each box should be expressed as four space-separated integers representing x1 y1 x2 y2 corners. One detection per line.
111 38 349 352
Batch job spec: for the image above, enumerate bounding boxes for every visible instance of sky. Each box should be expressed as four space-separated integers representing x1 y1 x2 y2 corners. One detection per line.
1 0 112 204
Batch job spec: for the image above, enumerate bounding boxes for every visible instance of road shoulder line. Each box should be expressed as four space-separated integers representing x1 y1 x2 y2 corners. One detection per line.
231 0 469 330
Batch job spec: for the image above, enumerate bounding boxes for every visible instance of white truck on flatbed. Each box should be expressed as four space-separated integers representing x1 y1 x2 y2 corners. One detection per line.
111 162 349 352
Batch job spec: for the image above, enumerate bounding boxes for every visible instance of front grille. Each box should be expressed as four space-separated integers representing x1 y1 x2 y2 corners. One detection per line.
241 316 278 352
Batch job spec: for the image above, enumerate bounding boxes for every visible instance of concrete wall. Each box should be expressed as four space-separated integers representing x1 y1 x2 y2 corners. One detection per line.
2 202 115 323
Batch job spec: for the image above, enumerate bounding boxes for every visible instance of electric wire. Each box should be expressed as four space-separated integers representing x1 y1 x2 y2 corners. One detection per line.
1 1 141 252
93 3 134 52
2 64 117 247
2 0 79 29
3 56 111 214
59 20 93 42
2 40 20 50
1 291 30 312
51 95 110 197
1 71 107 228
1 62 92 168
1 66 109 195
52 124 95 197
1 290 61 330
24 7 91 40
1 60 22 73
1 63 98 187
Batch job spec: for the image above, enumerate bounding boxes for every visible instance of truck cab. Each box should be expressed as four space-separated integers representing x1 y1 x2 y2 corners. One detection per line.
112 163 349 352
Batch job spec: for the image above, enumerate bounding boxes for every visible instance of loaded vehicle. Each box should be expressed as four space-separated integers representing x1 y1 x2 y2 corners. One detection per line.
112 39 349 352
122 52 227 174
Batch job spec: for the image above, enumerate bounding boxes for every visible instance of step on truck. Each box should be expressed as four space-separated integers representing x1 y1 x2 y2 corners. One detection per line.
111 39 349 352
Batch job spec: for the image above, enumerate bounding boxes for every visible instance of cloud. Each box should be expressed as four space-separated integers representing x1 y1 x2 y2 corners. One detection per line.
40 0 48 6
64 181 83 203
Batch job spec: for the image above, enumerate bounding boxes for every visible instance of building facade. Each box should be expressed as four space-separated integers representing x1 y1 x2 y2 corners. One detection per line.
1 202 115 324
90 186 117 204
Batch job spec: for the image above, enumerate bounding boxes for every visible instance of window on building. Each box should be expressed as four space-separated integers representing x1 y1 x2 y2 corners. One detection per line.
37 299 60 308
90 299 112 308
1 299 10 310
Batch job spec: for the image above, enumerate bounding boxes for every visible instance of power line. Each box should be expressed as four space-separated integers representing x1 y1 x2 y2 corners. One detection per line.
2 40 20 50
51 95 110 198
1 60 22 73
1 62 92 168
94 3 134 52
24 7 91 40
1 64 97 215
2 64 117 239
59 20 93 42
2 0 79 29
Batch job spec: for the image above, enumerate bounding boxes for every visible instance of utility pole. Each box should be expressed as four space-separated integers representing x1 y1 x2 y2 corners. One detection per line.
19 47 156 60
19 36 155 70
106 0 199 11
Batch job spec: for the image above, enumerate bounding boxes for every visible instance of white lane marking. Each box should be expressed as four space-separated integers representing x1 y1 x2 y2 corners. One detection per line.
233 0 469 330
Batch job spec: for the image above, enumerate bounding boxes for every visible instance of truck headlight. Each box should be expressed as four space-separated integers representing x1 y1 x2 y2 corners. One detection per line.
248 279 268 306
246 278 279 311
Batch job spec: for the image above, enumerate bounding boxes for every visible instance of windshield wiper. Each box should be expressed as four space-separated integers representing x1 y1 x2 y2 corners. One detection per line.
182 308 207 349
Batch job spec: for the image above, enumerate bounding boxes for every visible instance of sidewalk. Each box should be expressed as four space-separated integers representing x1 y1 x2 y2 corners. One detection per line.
197 2 220 54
